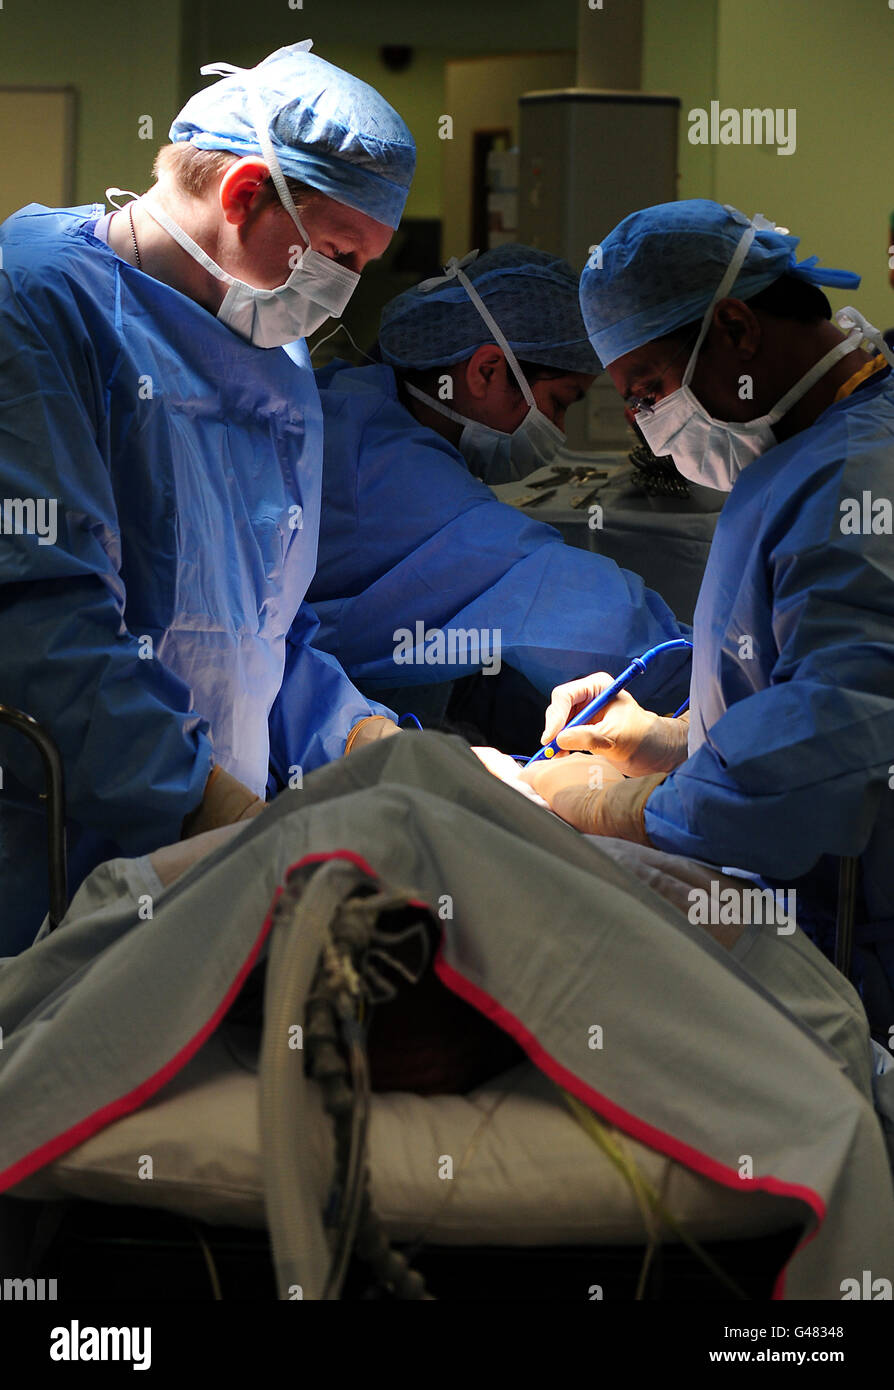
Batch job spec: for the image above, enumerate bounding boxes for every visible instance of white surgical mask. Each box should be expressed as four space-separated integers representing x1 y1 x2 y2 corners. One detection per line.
635 214 866 491
406 383 564 485
142 200 358 348
404 254 565 484
140 59 360 348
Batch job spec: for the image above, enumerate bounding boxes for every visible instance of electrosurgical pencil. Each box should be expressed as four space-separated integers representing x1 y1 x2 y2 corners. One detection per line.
525 638 693 766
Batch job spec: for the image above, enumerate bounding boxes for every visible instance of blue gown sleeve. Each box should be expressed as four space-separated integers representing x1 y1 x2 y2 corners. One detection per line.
646 518 894 876
0 282 213 853
267 602 396 785
308 390 692 709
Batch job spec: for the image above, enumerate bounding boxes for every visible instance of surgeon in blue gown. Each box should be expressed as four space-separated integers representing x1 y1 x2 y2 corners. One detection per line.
521 201 894 1038
302 245 692 741
0 42 415 952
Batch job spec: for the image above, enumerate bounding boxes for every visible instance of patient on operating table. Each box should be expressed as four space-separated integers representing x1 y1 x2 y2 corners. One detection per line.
144 736 617 1098
151 763 534 1097
143 727 866 1098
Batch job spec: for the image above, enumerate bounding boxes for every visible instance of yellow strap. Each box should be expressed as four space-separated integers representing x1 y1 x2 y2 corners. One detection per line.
833 353 888 403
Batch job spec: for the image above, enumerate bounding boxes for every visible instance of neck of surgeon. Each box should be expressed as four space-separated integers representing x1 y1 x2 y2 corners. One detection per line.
674 297 871 443
107 164 297 313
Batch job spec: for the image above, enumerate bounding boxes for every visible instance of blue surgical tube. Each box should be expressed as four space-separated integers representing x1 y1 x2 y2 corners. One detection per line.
525 638 693 766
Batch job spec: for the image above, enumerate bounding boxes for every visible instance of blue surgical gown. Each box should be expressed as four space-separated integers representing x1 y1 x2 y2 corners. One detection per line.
305 360 692 709
0 206 386 952
645 370 894 1014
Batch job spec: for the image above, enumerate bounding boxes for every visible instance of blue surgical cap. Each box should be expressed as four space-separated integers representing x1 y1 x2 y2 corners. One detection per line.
379 243 602 374
580 199 861 367
170 42 416 230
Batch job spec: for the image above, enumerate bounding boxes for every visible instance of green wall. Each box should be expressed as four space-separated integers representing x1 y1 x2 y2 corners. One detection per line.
644 0 894 327
713 0 894 327
643 0 717 201
0 0 185 206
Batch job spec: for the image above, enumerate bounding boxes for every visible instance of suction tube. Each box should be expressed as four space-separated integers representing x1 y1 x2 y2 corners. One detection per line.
260 859 370 1300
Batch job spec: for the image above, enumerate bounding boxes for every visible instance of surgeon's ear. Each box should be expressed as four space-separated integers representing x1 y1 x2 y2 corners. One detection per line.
464 344 507 402
219 157 276 225
713 298 761 359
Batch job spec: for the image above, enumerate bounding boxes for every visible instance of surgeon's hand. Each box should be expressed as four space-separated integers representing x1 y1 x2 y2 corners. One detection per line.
344 716 401 754
518 752 623 826
181 765 265 840
519 752 665 843
540 673 689 777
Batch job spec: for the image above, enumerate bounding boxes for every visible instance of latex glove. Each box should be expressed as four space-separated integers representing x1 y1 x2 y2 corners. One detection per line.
471 746 550 808
540 672 690 777
518 751 623 824
520 752 665 841
344 715 401 755
181 764 265 839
